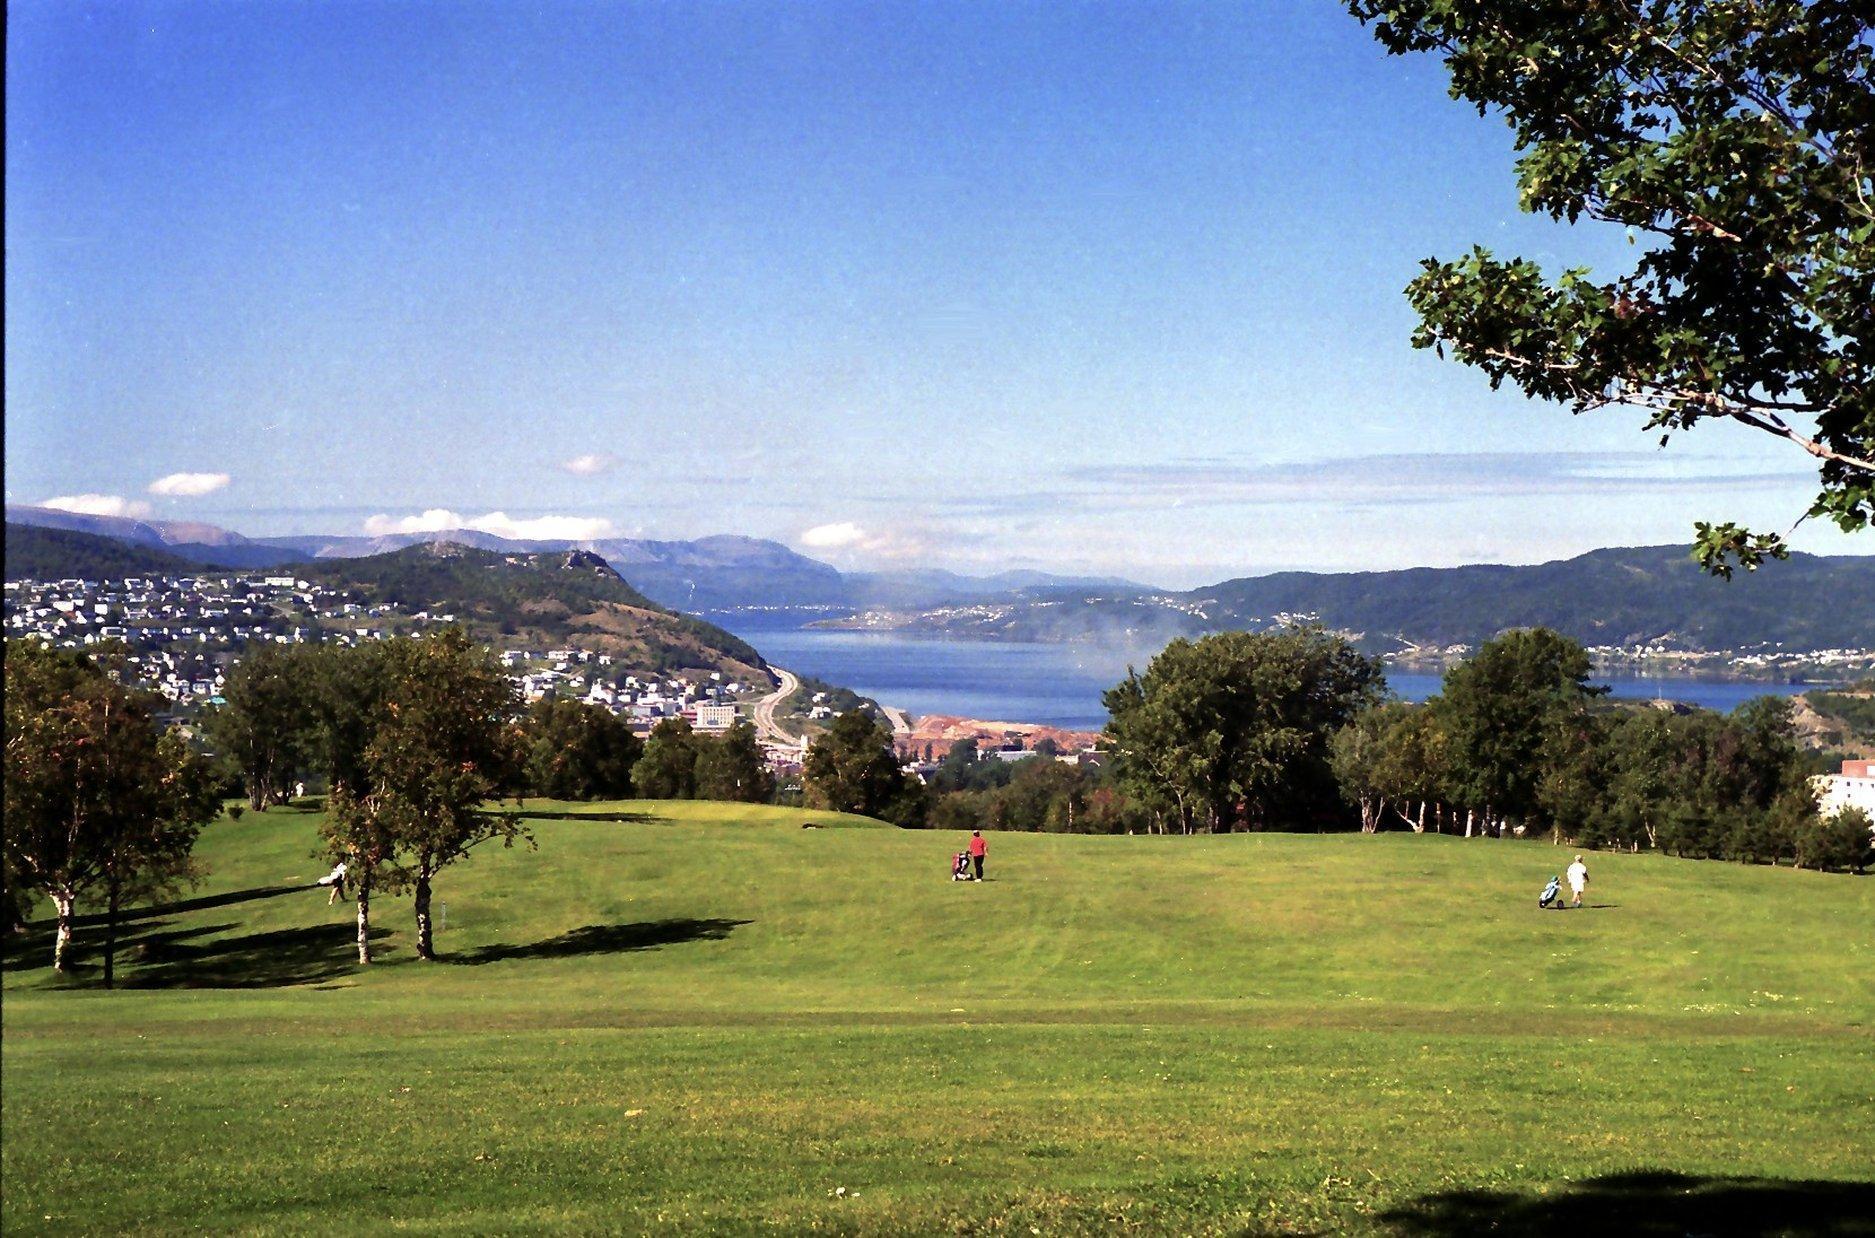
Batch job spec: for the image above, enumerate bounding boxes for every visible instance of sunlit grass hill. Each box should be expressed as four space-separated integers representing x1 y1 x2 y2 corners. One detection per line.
4 803 1871 1234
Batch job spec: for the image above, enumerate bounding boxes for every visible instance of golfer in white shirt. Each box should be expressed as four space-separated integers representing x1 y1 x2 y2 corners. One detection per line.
319 861 349 905
1566 855 1589 908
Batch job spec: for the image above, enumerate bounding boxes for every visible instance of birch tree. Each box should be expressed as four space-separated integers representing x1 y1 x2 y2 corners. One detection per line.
320 632 522 963
4 641 216 981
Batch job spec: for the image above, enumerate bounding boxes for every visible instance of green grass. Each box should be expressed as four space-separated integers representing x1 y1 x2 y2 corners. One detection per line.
5 803 1872 1235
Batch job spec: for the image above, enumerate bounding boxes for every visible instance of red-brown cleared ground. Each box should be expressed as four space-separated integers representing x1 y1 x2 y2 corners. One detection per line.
896 713 1102 758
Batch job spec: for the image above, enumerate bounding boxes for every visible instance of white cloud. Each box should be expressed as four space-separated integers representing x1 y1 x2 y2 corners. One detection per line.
560 453 620 477
797 521 925 561
799 521 870 549
362 509 617 541
148 471 231 497
40 494 154 519
1056 451 1803 511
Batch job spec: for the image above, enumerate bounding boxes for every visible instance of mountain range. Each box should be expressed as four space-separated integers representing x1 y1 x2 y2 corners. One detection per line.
10 506 1873 658
3 506 1130 611
817 545 1875 657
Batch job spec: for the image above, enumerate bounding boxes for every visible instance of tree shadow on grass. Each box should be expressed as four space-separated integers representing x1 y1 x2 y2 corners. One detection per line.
4 919 232 976
5 912 378 989
17 884 319 934
1379 1171 1875 1237
4 884 324 975
122 922 389 989
488 809 663 824
452 918 750 965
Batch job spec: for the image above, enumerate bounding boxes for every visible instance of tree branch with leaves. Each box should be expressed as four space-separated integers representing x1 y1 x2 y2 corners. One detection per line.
1348 0 1873 575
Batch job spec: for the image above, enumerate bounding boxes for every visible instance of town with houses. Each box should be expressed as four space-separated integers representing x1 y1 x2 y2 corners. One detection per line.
6 568 1864 809
2 569 1116 782
2 572 764 735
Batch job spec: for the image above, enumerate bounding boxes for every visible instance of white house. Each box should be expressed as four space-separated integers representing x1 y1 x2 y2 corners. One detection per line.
1816 759 1875 826
693 703 738 732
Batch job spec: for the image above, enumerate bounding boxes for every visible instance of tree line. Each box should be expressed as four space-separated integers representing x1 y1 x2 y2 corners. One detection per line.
203 640 778 811
9 622 1866 982
4 631 789 978
916 625 1869 872
1073 625 1868 870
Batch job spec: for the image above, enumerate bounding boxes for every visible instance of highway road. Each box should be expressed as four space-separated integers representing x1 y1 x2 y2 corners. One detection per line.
752 666 913 749
751 666 804 749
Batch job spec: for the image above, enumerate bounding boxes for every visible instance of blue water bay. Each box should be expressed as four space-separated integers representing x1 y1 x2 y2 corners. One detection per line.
718 617 1823 731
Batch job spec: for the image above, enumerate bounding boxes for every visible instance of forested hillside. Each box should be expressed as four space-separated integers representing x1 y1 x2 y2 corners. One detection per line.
4 523 198 580
1196 546 1875 652
299 543 772 680
820 546 1875 655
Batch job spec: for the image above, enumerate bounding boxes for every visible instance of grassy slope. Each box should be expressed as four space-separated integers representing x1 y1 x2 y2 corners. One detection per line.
4 806 1871 1235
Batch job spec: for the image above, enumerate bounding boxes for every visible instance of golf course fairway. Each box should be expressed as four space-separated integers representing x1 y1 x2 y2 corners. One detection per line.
4 801 1872 1235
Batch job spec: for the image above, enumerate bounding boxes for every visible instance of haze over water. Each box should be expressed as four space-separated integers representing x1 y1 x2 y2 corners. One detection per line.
724 618 1824 731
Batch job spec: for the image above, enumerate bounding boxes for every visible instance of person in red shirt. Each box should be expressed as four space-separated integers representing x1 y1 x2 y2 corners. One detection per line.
967 830 987 881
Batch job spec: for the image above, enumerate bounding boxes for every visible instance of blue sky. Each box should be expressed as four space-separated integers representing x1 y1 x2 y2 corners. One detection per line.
5 0 1860 587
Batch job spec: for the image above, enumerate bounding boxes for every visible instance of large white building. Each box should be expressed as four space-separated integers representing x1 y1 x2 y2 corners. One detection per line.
1815 759 1875 823
692 703 738 732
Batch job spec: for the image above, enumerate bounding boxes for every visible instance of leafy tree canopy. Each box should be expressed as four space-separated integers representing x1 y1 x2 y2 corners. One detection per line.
520 695 640 801
1435 627 1604 824
802 711 923 825
635 717 701 800
202 643 318 811
1103 626 1386 833
3 640 218 980
694 720 776 804
1348 0 1874 574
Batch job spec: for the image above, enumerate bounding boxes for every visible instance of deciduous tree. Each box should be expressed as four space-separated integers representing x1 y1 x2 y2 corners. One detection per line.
202 643 316 810
634 717 700 800
694 719 775 803
1436 628 1603 834
1348 0 1874 574
803 711 922 824
520 696 639 800
319 632 523 963
3 641 217 981
1104 627 1385 833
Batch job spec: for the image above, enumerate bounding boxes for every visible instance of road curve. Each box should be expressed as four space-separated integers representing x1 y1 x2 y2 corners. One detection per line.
752 666 804 748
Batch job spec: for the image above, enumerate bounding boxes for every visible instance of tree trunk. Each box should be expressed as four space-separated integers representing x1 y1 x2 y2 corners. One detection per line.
355 881 373 965
52 890 76 972
1463 808 1474 839
414 871 435 961
104 881 120 990
1416 801 1428 834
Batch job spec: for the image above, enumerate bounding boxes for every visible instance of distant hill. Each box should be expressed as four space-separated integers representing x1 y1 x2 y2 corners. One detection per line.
297 543 771 682
4 523 200 581
1194 545 1875 653
4 506 308 569
841 568 1146 610
817 545 1875 656
4 524 772 682
4 505 1143 612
